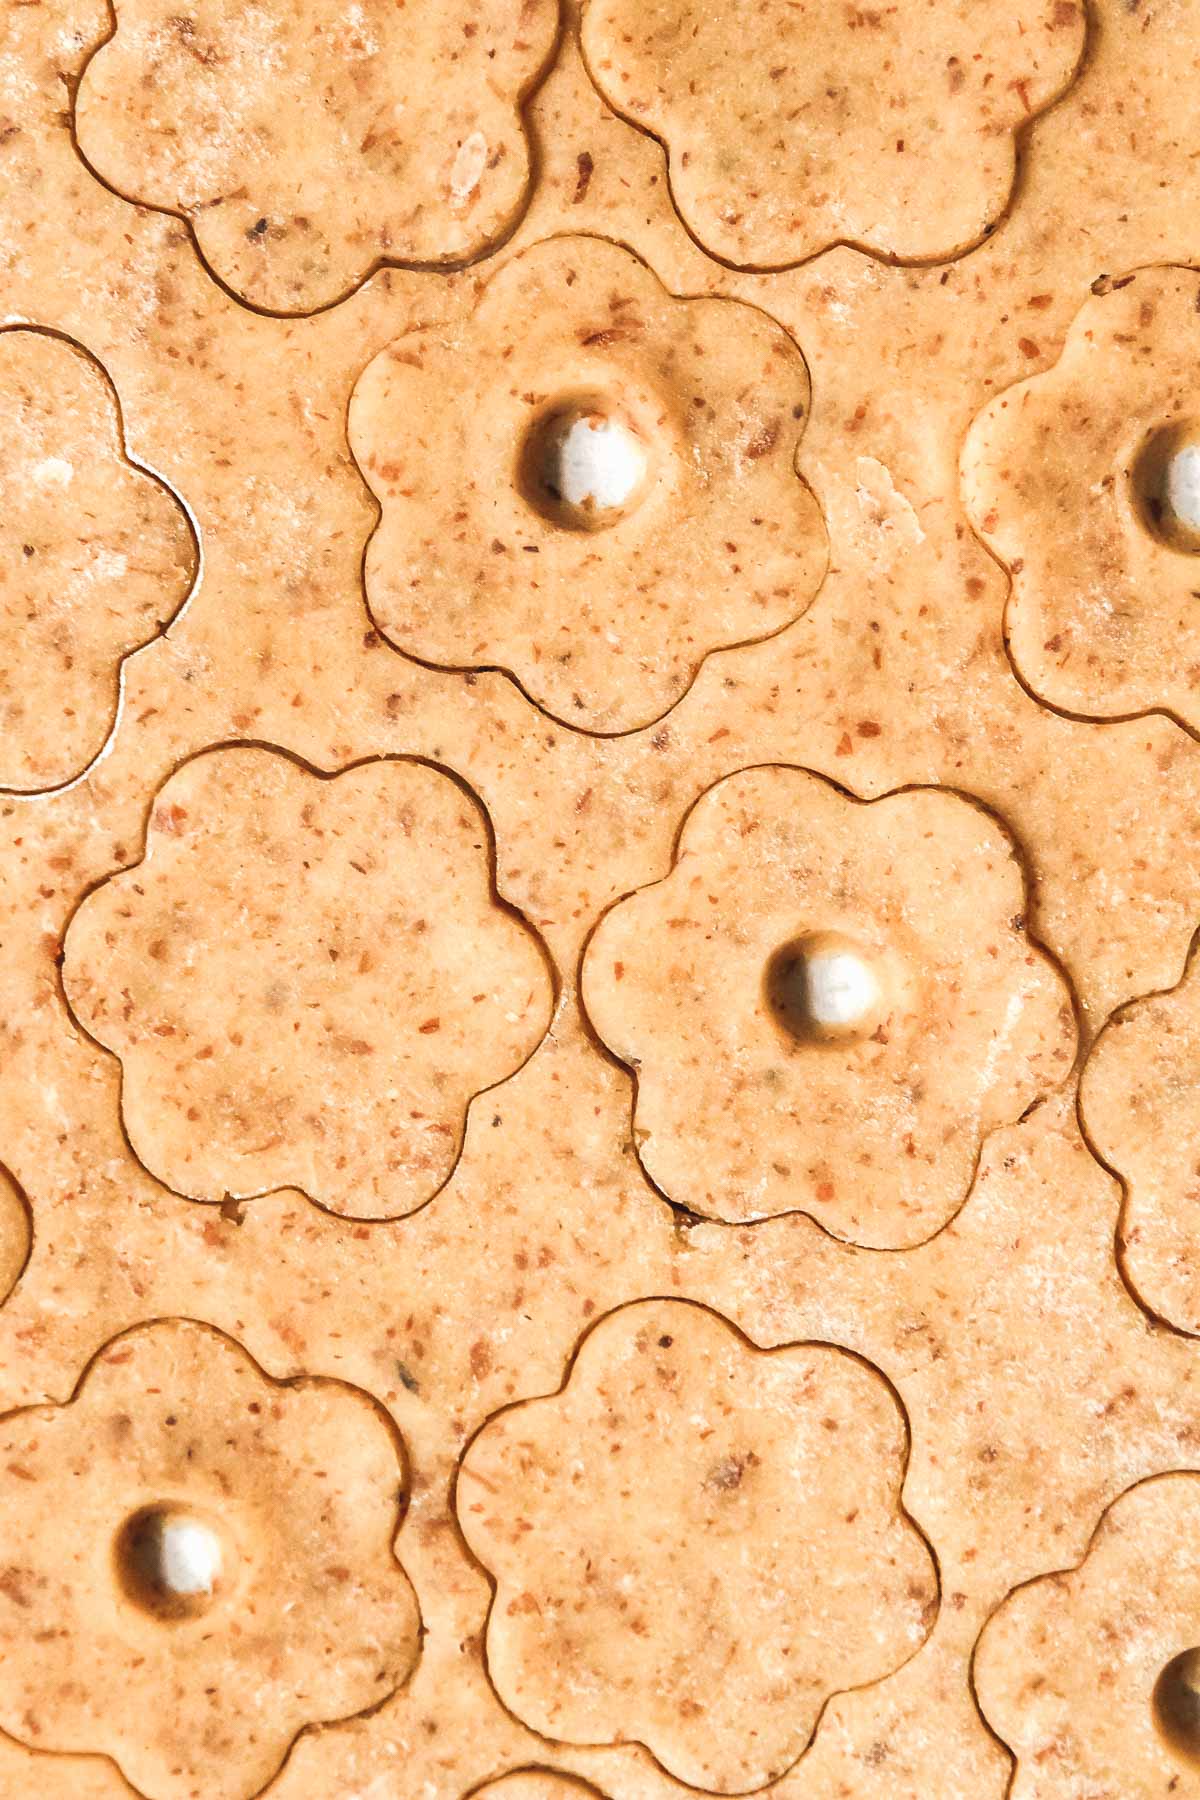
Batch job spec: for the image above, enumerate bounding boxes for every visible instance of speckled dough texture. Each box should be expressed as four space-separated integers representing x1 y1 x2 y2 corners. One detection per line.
6 1 1200 1799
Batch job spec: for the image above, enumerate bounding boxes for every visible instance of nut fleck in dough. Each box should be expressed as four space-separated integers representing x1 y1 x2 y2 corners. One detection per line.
582 766 1076 1246
0 1319 420 1800
0 328 195 793
458 1299 936 1792
963 267 1200 732
976 1475 1200 1800
350 234 826 734
1080 941 1200 1335
581 0 1084 269
62 746 554 1218
73 0 559 314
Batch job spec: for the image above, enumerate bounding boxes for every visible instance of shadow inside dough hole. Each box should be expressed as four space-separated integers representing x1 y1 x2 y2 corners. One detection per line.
1129 419 1200 554
114 1501 236 1622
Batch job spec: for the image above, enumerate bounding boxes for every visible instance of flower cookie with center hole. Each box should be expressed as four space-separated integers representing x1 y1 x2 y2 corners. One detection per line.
458 1299 937 1793
580 0 1084 271
349 235 827 734
0 1318 420 1800
1079 942 1200 1335
974 1474 1200 1798
582 766 1076 1247
963 267 1200 732
73 0 558 315
61 745 553 1218
0 328 196 792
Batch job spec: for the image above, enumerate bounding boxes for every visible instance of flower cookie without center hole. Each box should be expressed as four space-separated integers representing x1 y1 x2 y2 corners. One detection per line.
61 745 554 1218
0 1318 420 1800
975 1474 1200 1799
0 328 196 792
1079 942 1200 1335
349 235 827 734
580 0 1084 271
963 267 1200 732
582 767 1076 1247
73 0 558 315
457 1299 937 1793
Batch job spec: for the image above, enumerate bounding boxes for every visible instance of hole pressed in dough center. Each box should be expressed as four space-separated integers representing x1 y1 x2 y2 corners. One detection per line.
764 930 887 1046
1154 1648 1200 1767
521 401 650 531
114 1502 231 1620
1131 422 1200 553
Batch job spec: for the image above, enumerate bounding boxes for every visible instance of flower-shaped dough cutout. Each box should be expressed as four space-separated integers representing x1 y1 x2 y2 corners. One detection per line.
580 0 1084 270
963 267 1200 731
349 235 827 734
62 745 553 1218
0 1318 420 1800
582 766 1076 1247
0 1163 30 1305
458 1299 936 1793
73 0 558 315
0 328 196 792
470 1775 610 1800
1079 941 1200 1334
975 1474 1200 1799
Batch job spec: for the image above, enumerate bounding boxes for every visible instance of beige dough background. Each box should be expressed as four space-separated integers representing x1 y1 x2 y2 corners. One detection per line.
4 0 1200 1794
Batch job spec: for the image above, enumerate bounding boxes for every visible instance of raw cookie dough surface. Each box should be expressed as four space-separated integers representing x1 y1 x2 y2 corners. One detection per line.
5 0 1200 1798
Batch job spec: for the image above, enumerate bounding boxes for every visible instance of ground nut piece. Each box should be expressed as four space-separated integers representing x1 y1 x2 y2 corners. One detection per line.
963 268 1200 731
581 0 1085 269
73 0 558 314
976 1475 1200 1800
61 745 554 1218
0 328 195 792
0 1319 420 1800
458 1299 936 1792
582 766 1076 1247
1080 945 1200 1335
350 234 826 734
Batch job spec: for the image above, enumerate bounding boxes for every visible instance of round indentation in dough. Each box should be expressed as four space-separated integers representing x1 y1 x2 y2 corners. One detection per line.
764 929 889 1046
519 398 651 532
114 1502 233 1621
1153 1647 1200 1766
1130 421 1200 553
